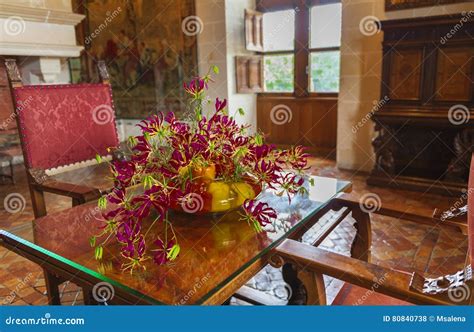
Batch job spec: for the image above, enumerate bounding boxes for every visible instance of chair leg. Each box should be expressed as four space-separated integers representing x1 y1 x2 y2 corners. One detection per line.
9 160 14 184
30 186 47 218
351 206 372 262
282 263 326 305
298 269 326 305
43 269 61 305
72 197 85 207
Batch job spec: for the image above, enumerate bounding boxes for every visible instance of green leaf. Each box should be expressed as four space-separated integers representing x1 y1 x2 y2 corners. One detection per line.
94 246 103 260
237 107 245 116
254 133 263 146
98 196 107 209
212 65 219 74
95 154 102 164
253 220 263 233
89 236 96 247
128 135 137 147
309 178 315 186
143 132 151 142
167 244 181 261
143 175 154 189
234 147 248 159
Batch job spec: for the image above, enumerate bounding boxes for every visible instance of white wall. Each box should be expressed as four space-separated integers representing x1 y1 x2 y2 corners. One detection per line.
336 0 474 172
196 0 229 114
224 0 257 133
196 0 257 132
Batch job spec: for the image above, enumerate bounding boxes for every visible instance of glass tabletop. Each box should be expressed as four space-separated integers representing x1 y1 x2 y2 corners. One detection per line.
2 176 350 305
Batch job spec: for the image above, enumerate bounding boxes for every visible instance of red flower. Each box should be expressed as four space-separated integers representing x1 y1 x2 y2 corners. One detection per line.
183 77 207 96
131 185 169 220
152 239 175 265
215 98 227 113
242 199 277 232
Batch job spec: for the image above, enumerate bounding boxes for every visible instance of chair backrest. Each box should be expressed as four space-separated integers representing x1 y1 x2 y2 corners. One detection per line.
4 59 119 170
468 153 474 267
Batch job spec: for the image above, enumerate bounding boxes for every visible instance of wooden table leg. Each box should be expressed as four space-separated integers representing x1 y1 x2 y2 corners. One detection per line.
82 287 95 305
351 206 372 262
43 269 61 305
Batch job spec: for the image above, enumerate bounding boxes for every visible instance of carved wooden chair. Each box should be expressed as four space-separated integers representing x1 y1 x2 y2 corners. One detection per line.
4 59 119 218
268 157 474 305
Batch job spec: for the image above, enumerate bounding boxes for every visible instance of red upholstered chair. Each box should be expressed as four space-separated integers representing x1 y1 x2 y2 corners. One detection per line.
269 155 474 305
4 59 118 217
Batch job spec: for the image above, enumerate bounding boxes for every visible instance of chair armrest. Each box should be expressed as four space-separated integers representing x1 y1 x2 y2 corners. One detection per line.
334 196 467 233
432 207 467 234
333 196 432 225
38 180 101 200
274 239 468 305
29 168 102 200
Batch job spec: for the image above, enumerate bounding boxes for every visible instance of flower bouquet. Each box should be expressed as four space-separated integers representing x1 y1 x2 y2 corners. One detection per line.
92 67 310 272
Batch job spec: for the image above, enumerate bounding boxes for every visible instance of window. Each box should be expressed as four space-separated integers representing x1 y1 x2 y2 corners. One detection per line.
241 1 342 95
309 3 341 93
262 9 295 93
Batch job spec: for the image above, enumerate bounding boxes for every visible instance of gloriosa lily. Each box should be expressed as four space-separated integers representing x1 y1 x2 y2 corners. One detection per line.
91 66 309 273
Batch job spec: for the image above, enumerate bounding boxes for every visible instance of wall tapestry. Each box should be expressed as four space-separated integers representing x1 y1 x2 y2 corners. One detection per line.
74 0 198 119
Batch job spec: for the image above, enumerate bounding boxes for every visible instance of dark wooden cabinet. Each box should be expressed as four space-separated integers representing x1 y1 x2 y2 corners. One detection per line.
368 14 474 196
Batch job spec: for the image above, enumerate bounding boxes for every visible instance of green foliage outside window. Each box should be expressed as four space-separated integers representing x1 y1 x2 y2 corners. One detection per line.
310 51 340 93
263 55 294 92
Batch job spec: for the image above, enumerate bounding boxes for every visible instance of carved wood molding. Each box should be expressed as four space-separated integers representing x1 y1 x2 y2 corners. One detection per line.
445 129 474 182
28 168 50 185
235 56 263 93
97 61 110 84
4 59 22 88
372 121 396 174
409 265 472 304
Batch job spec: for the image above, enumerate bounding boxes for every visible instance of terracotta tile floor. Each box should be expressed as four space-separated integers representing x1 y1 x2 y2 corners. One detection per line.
0 158 468 305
